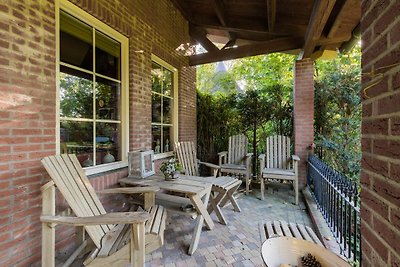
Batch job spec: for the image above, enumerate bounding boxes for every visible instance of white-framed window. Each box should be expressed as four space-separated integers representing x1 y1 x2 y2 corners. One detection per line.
151 55 178 160
56 0 129 175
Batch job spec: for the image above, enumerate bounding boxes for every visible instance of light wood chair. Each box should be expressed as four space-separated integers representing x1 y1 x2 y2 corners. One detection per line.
175 141 242 225
259 135 300 205
174 141 220 177
218 134 253 194
40 154 167 267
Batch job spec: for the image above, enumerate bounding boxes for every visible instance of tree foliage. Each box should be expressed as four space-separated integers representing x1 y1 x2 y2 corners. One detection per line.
314 45 362 180
196 47 361 180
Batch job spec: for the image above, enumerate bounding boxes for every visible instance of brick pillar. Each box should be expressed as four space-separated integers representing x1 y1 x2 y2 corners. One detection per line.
293 59 314 188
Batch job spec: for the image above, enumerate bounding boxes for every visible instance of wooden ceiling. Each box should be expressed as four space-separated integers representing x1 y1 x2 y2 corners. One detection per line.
171 0 360 65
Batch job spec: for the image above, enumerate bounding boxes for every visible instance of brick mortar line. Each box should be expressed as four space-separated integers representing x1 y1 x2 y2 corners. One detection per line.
363 151 400 165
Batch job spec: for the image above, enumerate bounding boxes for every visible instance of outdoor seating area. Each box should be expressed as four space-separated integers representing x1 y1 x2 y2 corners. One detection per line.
3 0 400 266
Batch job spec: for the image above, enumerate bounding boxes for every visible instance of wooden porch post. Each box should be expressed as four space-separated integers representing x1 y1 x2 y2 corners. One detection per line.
293 59 314 188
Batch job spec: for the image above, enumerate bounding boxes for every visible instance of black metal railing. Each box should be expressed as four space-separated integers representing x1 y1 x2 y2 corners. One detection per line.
307 155 361 264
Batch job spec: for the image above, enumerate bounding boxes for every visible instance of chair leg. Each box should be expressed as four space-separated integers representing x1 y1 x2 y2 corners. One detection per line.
260 176 265 200
245 174 250 195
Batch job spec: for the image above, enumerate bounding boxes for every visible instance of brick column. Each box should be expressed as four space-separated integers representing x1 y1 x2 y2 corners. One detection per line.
293 59 314 188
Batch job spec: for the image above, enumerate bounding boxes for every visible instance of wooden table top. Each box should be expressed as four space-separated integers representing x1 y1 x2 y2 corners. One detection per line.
119 175 211 196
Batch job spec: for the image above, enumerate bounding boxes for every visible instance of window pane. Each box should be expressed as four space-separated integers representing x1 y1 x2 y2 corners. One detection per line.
163 68 172 96
163 126 172 153
96 122 121 165
60 68 93 119
152 126 161 154
60 11 93 71
95 30 120 79
60 121 93 167
96 77 120 120
163 97 172 124
152 93 161 123
151 62 162 93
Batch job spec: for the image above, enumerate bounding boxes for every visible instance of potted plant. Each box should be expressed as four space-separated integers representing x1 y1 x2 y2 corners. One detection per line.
160 157 182 180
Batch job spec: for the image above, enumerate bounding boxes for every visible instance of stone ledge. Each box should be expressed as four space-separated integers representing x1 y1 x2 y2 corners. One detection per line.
302 186 346 260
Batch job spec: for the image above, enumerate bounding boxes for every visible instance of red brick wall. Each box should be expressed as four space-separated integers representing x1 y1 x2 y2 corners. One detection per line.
361 1 400 266
293 59 314 187
0 0 195 266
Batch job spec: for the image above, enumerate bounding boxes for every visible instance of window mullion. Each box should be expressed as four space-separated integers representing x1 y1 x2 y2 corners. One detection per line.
92 27 97 166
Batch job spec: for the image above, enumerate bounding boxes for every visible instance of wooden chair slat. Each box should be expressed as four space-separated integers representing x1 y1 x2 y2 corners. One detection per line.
42 156 105 247
259 221 323 248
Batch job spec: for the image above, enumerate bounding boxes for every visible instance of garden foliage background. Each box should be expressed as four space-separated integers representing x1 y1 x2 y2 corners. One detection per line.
196 45 361 180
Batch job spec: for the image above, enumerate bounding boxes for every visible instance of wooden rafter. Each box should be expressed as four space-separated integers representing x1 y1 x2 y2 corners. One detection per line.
189 25 219 53
192 17 306 37
170 0 192 21
212 0 228 26
266 0 276 32
299 0 337 59
189 37 302 65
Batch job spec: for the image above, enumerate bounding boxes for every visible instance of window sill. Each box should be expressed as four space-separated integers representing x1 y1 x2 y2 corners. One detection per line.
84 161 128 176
154 151 173 160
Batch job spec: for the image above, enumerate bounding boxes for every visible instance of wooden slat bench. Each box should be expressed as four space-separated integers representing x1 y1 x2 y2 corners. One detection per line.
259 220 323 247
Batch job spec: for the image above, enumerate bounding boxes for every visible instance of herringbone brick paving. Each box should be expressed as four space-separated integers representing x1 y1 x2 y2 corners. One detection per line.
146 184 313 266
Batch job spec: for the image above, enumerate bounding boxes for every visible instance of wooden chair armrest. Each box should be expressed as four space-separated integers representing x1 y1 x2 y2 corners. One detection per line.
291 155 300 161
98 187 160 194
218 151 228 166
199 161 220 170
218 151 228 156
40 212 150 226
258 154 266 160
245 153 253 158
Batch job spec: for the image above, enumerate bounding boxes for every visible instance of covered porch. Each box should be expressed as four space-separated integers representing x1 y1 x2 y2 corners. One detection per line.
1 0 399 266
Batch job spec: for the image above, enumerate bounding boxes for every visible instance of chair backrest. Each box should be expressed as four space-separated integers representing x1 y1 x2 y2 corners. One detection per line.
41 154 111 248
174 141 199 176
265 135 291 169
228 134 248 165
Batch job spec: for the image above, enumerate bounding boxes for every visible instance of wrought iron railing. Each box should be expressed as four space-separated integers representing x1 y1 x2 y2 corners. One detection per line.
307 155 361 264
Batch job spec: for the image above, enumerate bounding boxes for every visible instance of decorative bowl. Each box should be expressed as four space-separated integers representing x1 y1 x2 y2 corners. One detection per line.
261 237 350 267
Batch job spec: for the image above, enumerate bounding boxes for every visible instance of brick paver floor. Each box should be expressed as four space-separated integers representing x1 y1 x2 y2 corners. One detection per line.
146 183 313 267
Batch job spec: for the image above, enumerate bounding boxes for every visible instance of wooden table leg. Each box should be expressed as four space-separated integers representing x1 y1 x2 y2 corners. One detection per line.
190 193 214 230
220 181 242 212
188 190 213 255
207 186 227 225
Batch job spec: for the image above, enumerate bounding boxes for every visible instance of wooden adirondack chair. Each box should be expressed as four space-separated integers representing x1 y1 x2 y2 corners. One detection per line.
40 154 167 267
174 141 220 177
259 135 300 205
218 134 253 194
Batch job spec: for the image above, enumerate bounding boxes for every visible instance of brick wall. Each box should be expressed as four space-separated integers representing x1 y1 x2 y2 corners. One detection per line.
0 0 195 265
293 59 314 187
361 0 400 266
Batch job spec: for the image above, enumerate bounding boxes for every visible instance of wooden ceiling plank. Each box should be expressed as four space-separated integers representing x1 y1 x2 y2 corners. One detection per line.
327 0 355 38
189 37 302 65
189 25 219 53
170 0 193 21
299 0 337 59
212 0 228 26
266 0 276 32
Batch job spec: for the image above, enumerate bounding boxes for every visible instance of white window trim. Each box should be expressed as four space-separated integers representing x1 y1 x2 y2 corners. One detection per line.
151 55 178 160
56 0 129 176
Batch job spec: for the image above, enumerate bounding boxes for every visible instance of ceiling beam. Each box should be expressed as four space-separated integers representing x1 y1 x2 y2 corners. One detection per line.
212 0 228 26
299 0 337 59
189 37 302 65
327 0 355 38
170 0 192 21
266 0 276 32
192 17 306 37
189 25 219 53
